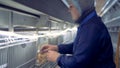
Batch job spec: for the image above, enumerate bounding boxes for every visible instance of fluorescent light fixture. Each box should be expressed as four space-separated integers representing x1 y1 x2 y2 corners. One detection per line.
41 27 77 37
61 0 70 8
0 31 38 49
0 31 37 40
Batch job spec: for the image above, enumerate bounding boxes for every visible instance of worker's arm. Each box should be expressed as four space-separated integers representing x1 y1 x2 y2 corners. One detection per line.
58 43 73 54
57 26 103 68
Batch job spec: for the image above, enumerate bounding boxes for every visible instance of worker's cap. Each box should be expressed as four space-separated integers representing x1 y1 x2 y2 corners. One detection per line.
62 0 95 14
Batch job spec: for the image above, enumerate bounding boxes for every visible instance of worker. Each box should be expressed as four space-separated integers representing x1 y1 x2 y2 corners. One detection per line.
41 0 116 68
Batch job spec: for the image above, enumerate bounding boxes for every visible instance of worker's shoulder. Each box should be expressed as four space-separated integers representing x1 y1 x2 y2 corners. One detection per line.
81 16 109 36
85 16 107 31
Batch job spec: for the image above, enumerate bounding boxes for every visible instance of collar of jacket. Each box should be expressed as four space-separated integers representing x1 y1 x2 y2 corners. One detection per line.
75 9 97 28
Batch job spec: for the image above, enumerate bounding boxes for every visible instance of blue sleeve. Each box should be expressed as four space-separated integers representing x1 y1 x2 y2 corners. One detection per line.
58 43 73 54
57 26 103 68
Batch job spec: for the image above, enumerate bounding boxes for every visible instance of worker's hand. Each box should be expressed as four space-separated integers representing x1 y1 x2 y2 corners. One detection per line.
46 50 60 62
40 44 58 54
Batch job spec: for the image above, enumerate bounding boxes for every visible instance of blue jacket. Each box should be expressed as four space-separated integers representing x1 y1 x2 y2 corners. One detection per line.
57 11 116 68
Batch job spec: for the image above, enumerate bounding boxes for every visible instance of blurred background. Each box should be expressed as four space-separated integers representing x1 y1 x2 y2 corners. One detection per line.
0 0 120 68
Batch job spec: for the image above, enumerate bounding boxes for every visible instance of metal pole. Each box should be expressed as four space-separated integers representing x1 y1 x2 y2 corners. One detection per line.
115 31 120 68
9 11 14 32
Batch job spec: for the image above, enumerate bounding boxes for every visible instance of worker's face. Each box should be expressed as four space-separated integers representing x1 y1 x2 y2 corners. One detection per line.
69 4 81 21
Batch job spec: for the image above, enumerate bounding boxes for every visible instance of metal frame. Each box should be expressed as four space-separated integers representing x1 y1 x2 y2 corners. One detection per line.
100 0 118 17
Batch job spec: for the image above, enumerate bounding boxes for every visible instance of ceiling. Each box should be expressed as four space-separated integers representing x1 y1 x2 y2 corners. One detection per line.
13 0 107 23
14 0 73 23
